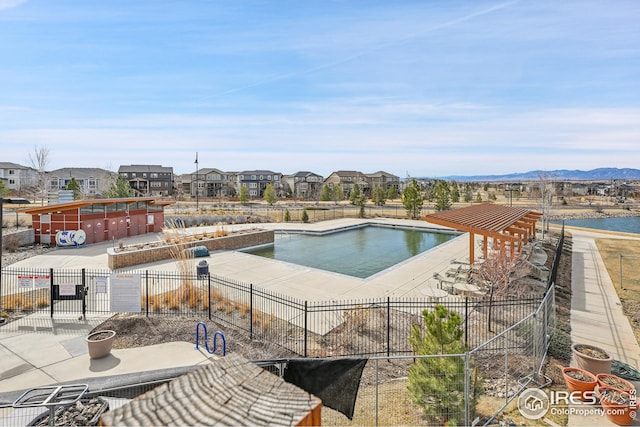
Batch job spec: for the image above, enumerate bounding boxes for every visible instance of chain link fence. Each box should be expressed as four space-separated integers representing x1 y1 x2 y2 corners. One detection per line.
318 285 556 426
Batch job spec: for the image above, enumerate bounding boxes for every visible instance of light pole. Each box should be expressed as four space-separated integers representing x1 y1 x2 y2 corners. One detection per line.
194 152 199 211
505 184 513 207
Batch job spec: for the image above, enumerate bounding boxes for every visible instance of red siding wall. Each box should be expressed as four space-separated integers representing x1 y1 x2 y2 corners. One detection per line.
31 207 166 245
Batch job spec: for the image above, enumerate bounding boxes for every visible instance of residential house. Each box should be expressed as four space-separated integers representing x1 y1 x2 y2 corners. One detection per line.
324 170 369 197
118 165 174 197
0 162 38 196
282 171 323 200
191 167 235 199
237 170 282 199
47 167 115 197
365 171 400 197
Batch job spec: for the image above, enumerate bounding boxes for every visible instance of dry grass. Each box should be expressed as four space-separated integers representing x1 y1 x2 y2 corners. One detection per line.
474 389 569 426
596 237 640 291
252 311 275 332
1 289 50 310
595 237 640 345
322 379 425 426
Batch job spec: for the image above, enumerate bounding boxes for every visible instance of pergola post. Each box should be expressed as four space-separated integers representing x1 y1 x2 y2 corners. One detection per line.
483 235 488 260
469 232 475 264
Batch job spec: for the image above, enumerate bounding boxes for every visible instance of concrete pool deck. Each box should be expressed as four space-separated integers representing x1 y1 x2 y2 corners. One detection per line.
5 218 476 301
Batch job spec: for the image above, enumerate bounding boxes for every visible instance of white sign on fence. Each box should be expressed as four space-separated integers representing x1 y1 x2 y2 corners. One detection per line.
59 283 77 296
109 273 141 313
17 275 50 289
95 277 108 294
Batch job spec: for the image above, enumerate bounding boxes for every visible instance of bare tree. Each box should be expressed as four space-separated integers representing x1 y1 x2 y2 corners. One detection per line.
536 173 554 240
27 145 51 205
474 253 533 332
475 254 532 297
98 163 118 197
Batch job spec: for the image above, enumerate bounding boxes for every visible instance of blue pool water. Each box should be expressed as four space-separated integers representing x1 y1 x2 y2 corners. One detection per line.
558 217 640 234
244 226 458 278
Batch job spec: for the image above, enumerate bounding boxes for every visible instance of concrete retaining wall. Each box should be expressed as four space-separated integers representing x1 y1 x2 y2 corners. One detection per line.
108 229 274 269
1 228 35 250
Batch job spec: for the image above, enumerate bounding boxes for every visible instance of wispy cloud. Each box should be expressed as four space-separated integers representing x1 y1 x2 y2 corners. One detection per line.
0 0 27 11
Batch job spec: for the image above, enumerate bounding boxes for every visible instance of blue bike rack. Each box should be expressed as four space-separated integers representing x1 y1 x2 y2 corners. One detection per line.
195 321 227 356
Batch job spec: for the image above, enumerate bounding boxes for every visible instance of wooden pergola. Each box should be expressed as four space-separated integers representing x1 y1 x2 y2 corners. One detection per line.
423 203 543 264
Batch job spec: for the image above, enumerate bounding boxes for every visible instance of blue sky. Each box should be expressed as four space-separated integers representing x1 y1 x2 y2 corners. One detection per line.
1 0 639 178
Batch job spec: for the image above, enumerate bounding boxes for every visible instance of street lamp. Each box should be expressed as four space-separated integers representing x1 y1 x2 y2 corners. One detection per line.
505 184 513 207
194 152 199 211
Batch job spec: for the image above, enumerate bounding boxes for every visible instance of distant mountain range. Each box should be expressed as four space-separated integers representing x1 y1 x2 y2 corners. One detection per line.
433 168 640 182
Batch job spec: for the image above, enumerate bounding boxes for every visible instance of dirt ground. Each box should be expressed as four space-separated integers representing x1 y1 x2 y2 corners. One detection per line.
96 314 299 361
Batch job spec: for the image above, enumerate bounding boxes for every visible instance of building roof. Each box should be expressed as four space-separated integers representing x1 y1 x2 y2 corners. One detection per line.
19 197 174 215
195 167 226 175
99 354 321 426
366 170 399 178
118 165 174 173
0 162 31 170
330 170 365 177
289 171 322 178
238 170 280 175
48 167 113 179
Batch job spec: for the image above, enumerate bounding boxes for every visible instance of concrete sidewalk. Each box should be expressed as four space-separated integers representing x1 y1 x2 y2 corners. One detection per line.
568 228 640 426
0 313 216 395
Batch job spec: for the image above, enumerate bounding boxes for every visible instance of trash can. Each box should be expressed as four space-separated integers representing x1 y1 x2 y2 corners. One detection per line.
197 260 209 276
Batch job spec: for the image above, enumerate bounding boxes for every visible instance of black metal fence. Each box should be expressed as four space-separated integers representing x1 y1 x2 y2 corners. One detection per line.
1 266 543 357
548 222 565 289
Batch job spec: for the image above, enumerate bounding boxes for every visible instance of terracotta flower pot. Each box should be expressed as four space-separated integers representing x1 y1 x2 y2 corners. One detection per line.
562 367 597 400
597 373 635 395
596 385 637 426
86 330 116 359
572 343 613 375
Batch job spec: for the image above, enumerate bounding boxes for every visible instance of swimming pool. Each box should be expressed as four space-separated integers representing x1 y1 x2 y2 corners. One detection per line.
243 225 459 278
